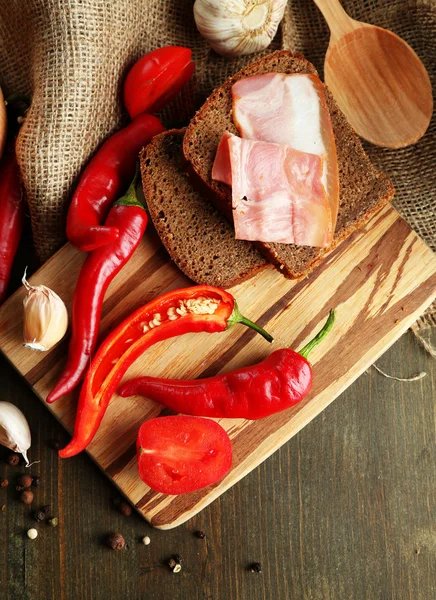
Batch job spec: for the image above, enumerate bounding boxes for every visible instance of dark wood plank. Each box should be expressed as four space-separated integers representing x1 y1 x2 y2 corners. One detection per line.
1 328 434 600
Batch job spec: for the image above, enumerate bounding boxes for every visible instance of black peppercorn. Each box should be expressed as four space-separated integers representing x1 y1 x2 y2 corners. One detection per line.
7 453 20 466
34 510 46 523
31 477 41 488
0 478 8 488
195 530 206 539
117 501 132 517
19 490 34 504
249 562 262 573
18 474 33 489
106 533 125 551
42 505 51 514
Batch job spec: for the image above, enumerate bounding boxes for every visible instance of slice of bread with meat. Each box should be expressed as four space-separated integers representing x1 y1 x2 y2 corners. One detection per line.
183 50 395 279
140 129 268 289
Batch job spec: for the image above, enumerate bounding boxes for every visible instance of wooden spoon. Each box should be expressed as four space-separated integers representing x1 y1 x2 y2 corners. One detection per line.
313 0 433 148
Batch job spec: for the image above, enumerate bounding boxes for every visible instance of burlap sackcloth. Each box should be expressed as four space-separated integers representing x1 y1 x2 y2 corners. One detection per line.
0 0 434 331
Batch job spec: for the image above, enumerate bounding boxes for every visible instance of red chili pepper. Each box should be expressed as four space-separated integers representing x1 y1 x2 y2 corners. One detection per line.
0 147 25 304
58 287 272 458
123 46 195 119
47 170 147 404
66 113 165 252
119 311 335 419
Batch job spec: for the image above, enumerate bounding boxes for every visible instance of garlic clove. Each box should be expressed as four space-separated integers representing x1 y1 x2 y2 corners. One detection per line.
22 270 68 352
0 401 31 465
194 0 287 58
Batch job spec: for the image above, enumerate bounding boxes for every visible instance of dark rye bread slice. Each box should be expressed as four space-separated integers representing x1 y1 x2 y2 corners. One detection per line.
140 129 267 289
183 50 395 279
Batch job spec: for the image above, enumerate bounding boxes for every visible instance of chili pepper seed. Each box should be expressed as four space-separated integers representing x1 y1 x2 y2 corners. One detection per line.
48 517 58 527
173 564 182 573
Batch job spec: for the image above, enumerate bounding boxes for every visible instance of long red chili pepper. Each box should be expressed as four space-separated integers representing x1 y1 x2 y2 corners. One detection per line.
58 287 273 458
0 147 25 304
66 113 165 252
47 170 147 404
119 310 335 419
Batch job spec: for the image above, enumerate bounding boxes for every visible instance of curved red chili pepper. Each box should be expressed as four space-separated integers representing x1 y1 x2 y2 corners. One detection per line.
66 113 165 252
0 147 25 304
58 287 272 458
47 170 147 403
118 311 335 419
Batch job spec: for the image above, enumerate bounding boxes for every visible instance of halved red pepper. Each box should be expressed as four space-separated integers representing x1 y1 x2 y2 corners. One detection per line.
59 287 272 459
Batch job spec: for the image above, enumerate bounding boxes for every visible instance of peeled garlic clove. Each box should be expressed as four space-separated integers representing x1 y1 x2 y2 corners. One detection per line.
0 401 31 465
193 0 287 58
22 271 68 352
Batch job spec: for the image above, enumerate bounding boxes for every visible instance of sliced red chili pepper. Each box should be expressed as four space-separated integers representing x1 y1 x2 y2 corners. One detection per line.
119 311 335 419
58 287 272 458
66 113 165 252
0 147 25 304
123 47 195 119
137 416 232 495
47 169 147 403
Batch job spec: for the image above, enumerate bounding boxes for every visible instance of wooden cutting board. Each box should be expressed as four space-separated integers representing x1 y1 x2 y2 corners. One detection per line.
0 205 435 529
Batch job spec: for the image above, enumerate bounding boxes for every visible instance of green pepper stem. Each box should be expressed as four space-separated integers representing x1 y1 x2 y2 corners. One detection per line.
298 309 335 361
228 303 273 343
113 163 144 208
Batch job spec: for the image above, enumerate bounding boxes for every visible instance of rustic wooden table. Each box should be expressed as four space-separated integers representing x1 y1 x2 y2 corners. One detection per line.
1 248 435 600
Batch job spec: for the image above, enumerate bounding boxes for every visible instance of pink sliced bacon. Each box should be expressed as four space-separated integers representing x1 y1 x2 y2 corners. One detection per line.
232 73 339 235
213 134 331 247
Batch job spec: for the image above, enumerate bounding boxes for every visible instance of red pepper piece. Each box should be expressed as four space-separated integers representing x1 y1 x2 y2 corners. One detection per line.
0 147 25 304
123 47 195 119
58 287 272 458
119 310 335 419
47 170 147 403
66 113 165 252
137 416 232 495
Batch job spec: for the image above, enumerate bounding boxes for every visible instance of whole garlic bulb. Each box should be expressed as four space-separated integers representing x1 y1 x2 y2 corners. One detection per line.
22 271 68 352
193 0 287 58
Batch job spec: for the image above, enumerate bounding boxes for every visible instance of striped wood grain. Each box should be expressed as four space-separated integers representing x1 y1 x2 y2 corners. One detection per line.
0 205 435 529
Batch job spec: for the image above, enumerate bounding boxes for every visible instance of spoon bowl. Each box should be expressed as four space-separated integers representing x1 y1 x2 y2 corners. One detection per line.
314 0 433 148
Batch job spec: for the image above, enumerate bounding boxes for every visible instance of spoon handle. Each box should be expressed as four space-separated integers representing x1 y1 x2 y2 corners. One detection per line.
312 0 357 40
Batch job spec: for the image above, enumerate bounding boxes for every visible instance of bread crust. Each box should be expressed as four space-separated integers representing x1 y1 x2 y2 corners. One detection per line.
141 129 268 289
